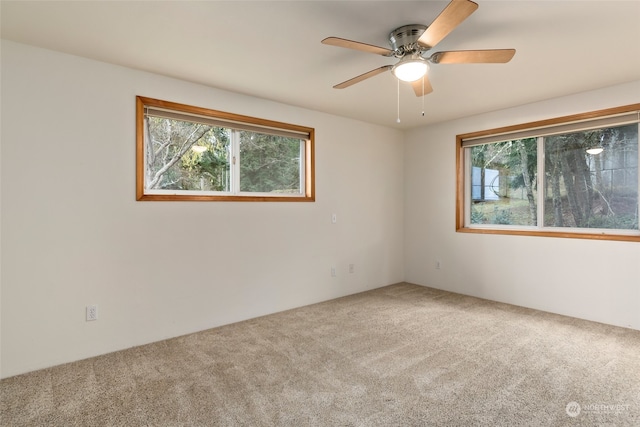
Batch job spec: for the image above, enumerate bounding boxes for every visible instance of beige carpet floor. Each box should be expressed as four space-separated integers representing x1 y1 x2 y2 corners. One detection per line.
1 283 639 426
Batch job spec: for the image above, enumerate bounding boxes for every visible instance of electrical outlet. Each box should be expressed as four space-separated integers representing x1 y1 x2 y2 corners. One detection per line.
436 260 442 270
331 266 336 277
86 305 98 321
349 264 355 273
331 213 337 224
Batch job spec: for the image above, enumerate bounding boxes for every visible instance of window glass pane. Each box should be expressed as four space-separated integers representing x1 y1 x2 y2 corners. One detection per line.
469 138 538 226
138 96 314 201
239 131 302 194
146 116 231 191
544 124 638 230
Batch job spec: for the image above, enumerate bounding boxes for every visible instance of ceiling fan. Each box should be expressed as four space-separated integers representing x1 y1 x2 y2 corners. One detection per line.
321 0 515 97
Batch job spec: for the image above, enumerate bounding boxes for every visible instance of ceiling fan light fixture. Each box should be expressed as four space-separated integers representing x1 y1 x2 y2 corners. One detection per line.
392 56 428 82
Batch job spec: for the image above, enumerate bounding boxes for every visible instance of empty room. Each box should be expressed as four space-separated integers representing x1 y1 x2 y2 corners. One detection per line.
1 1 639 425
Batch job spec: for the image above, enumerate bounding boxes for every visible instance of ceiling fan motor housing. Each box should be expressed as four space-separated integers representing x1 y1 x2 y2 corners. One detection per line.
389 24 428 55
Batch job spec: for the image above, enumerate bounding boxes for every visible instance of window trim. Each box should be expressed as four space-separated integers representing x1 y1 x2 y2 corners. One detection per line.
136 96 315 202
456 104 640 242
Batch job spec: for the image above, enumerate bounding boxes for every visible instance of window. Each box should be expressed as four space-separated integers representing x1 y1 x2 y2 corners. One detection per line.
457 104 640 241
136 96 315 201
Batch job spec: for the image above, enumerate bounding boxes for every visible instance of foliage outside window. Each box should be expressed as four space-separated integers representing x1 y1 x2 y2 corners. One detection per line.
136 96 315 201
457 104 640 241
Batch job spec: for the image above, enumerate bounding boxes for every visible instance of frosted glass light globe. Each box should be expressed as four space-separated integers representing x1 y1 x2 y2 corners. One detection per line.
392 57 428 82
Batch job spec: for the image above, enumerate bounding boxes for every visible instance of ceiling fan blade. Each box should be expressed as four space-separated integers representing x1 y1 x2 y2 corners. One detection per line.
417 0 478 49
322 37 394 56
333 65 393 89
430 49 516 64
411 75 434 97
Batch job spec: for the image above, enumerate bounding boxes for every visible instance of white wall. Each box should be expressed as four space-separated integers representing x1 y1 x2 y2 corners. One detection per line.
0 40 405 378
404 81 640 331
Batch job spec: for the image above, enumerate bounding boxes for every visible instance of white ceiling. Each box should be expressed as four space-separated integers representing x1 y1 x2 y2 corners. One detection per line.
2 1 639 129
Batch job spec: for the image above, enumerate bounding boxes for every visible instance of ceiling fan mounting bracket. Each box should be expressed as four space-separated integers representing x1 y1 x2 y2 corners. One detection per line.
389 24 429 57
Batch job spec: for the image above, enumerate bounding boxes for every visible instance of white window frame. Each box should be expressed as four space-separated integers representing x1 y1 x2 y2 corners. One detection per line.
456 104 640 242
136 96 315 202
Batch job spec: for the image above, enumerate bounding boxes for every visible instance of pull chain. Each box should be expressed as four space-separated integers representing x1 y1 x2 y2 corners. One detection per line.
421 77 425 117
396 79 401 123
